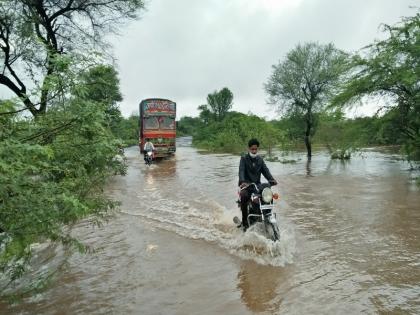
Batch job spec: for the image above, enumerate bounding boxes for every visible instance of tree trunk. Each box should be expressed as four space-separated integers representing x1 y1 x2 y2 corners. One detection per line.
305 111 312 160
304 134 312 160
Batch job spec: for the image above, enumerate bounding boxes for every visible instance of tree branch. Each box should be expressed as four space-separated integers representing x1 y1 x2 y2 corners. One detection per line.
21 118 78 142
0 107 31 116
0 73 38 116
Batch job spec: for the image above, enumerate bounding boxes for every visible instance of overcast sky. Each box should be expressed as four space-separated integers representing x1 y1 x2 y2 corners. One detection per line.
111 0 417 119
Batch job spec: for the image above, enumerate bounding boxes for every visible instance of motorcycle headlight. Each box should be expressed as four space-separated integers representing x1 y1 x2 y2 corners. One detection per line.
262 187 273 203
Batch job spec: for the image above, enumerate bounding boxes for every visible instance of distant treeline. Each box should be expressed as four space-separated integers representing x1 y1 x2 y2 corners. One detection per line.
176 108 405 153
114 115 139 147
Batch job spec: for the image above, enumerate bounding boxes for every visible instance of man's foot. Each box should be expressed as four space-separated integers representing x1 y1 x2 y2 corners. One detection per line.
233 216 241 228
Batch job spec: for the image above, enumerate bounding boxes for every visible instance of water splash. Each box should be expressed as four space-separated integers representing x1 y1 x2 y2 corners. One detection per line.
121 191 296 267
223 223 296 267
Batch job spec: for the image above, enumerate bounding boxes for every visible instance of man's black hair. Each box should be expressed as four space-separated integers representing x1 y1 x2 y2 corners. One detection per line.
248 138 260 147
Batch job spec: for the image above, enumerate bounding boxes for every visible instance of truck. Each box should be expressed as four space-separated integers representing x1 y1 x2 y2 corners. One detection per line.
139 98 176 158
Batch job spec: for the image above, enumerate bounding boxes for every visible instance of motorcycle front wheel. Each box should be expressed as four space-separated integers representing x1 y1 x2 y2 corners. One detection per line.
265 221 280 242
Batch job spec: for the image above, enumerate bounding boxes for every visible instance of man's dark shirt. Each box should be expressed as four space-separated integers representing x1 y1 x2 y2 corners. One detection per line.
238 153 274 186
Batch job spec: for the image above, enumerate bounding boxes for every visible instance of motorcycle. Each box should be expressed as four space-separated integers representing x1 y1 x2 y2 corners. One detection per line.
145 151 153 166
233 182 280 241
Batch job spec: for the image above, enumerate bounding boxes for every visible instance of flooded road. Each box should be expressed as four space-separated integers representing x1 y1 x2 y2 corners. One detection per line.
3 137 420 314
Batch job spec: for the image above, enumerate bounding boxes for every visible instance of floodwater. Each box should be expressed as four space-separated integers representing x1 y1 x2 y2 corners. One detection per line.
2 137 420 314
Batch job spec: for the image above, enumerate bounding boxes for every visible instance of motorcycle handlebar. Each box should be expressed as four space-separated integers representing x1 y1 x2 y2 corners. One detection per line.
239 183 256 191
240 181 277 190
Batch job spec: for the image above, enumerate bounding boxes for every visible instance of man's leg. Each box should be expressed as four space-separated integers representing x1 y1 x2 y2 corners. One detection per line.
240 188 250 230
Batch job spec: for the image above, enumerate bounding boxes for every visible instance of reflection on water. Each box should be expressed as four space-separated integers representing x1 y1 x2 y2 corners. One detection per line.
237 261 283 313
2 138 420 314
145 170 155 185
305 160 312 177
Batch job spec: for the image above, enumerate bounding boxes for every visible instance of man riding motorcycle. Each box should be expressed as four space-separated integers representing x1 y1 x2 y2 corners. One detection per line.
143 138 155 163
238 138 277 231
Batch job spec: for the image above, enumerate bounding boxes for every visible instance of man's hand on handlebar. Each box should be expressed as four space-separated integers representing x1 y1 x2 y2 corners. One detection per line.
239 182 249 189
269 179 278 186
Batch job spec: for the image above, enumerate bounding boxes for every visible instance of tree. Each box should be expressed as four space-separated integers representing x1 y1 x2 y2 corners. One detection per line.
0 64 127 293
177 116 201 136
80 65 124 134
197 104 213 125
113 114 140 146
0 0 145 117
0 0 146 295
332 12 420 160
192 111 284 153
265 42 348 159
206 87 234 121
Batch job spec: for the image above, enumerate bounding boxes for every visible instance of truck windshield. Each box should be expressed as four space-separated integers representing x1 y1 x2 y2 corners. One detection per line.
144 117 159 129
160 117 175 129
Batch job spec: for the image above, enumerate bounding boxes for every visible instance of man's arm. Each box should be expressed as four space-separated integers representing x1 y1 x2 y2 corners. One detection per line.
238 156 246 186
261 159 276 184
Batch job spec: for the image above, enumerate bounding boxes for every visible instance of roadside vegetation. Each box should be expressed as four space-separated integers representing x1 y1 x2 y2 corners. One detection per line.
178 106 403 159
0 0 145 297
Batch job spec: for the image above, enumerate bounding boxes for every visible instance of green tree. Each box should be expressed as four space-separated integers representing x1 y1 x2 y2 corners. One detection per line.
114 114 140 146
0 0 144 117
177 116 201 137
0 65 127 294
272 113 306 147
192 111 284 153
0 62 130 289
265 42 348 160
332 12 420 160
206 87 234 121
197 104 213 125
0 0 147 295
80 65 124 135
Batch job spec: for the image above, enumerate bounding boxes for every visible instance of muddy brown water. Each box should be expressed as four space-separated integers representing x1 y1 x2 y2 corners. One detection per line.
2 137 420 314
